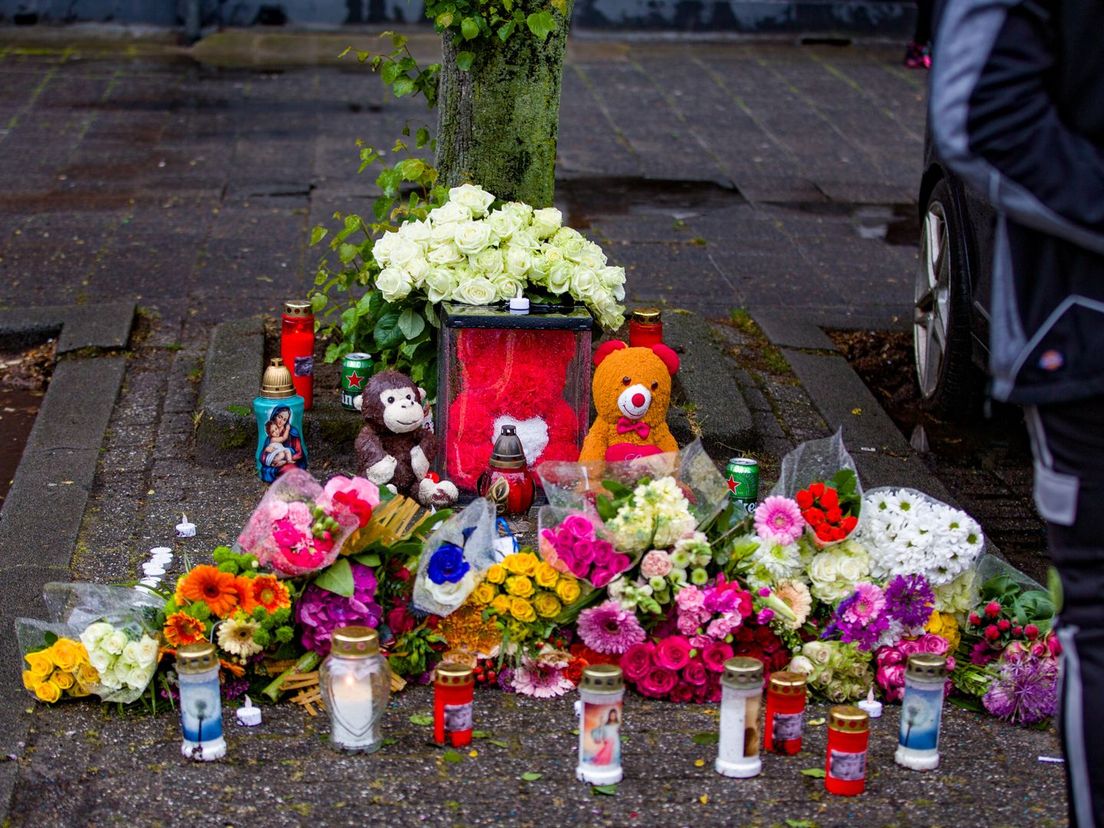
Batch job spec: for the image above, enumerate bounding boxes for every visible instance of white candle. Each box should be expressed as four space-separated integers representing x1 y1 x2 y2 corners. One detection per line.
175 514 196 538
236 695 262 727
330 672 380 750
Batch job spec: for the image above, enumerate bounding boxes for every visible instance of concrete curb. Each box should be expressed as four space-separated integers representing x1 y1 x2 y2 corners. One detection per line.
0 304 133 815
194 316 264 467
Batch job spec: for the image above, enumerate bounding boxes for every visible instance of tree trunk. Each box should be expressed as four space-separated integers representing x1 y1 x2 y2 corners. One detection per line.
435 6 574 209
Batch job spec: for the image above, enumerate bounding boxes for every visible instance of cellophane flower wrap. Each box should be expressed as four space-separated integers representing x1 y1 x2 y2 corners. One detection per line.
16 582 163 705
235 468 361 577
770 428 862 547
412 498 498 616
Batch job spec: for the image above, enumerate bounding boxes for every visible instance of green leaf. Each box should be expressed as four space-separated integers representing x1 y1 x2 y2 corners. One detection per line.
461 17 481 39
374 311 404 349
381 737 398 747
471 730 491 739
591 784 618 796
392 77 416 97
525 10 556 40
488 739 509 748
310 293 328 313
456 51 475 71
443 749 464 764
376 168 402 198
338 243 359 264
312 558 355 597
409 713 434 726
799 768 826 778
310 225 328 245
352 552 382 568
381 62 402 85
43 631 58 647
415 127 431 148
397 308 426 340
691 732 719 745
497 20 516 41
396 158 427 180
786 820 818 828
435 11 454 27
520 772 542 781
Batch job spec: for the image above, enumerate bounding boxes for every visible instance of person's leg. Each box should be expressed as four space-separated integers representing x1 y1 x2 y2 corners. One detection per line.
904 0 934 68
1027 399 1104 828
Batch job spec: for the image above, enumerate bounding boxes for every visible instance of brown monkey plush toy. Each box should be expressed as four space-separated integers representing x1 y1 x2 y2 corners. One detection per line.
354 371 459 507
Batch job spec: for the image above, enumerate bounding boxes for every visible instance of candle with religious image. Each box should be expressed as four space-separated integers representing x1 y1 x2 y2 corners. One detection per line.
576 665 624 785
715 657 763 778
176 642 227 761
895 653 949 771
319 626 391 753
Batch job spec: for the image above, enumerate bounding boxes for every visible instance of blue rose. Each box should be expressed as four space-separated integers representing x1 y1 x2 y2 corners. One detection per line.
427 542 470 584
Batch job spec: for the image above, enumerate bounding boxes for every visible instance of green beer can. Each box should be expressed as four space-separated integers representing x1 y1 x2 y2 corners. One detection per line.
341 353 373 411
725 457 759 515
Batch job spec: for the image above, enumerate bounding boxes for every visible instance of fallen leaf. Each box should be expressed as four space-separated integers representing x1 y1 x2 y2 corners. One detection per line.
409 713 433 727
592 784 618 796
800 768 826 778
468 749 478 758
807 717 826 726
851 407 862 415
442 750 464 764
472 730 491 739
691 732 719 745
694 759 705 768
520 772 543 782
488 739 509 748
699 794 709 805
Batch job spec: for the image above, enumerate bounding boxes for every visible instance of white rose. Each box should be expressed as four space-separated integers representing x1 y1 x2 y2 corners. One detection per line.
599 265 626 289
837 555 867 584
470 248 505 279
510 229 540 251
375 266 413 302
491 273 524 301
502 245 533 280
789 655 815 675
80 622 114 651
87 648 114 676
546 261 573 295
429 200 472 225
486 209 522 241
453 220 493 256
531 207 562 238
424 267 454 304
577 242 607 270
426 242 463 266
551 226 586 255
371 231 398 266
593 298 626 332
105 629 129 656
388 234 423 269
454 277 498 306
502 201 534 226
808 552 840 584
448 184 496 217
402 219 432 246
405 255 430 286
570 267 603 302
430 221 458 247
424 570 476 611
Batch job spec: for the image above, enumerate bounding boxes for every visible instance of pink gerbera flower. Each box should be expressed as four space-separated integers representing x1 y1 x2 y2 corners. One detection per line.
754 496 806 545
843 582 886 625
577 601 647 654
511 657 575 698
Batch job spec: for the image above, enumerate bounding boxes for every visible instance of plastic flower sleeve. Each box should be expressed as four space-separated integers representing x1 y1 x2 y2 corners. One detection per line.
16 583 164 704
973 553 1054 631
412 498 497 617
769 428 863 546
236 467 359 577
537 439 728 526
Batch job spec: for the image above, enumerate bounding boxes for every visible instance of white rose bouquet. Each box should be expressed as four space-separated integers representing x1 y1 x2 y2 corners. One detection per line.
312 183 627 396
80 621 160 703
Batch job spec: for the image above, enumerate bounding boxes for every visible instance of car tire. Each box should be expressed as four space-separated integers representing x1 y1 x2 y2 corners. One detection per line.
913 177 980 420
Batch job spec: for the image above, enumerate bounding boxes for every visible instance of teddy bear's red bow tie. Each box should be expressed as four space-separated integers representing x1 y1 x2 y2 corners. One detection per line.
616 417 650 438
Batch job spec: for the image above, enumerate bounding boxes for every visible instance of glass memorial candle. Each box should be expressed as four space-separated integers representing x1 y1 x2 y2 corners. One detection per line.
628 307 663 347
280 299 315 409
895 653 949 771
576 665 624 785
825 705 869 796
176 642 227 761
434 663 475 748
319 626 391 753
715 657 764 778
763 670 807 755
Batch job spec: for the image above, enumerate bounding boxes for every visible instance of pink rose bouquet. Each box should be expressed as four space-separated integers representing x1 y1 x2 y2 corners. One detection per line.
539 512 631 588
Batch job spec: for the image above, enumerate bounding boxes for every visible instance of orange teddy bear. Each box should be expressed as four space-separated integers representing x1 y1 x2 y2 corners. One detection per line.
579 340 681 463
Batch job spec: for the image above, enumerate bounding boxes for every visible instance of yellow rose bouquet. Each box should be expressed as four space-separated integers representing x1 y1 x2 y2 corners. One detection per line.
21 636 100 704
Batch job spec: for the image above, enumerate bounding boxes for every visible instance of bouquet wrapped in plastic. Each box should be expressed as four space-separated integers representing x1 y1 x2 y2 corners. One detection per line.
412 498 498 616
16 583 163 704
770 429 863 547
537 506 632 589
236 468 368 577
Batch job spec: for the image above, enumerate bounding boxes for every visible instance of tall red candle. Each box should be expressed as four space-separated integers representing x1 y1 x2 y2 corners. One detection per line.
434 663 475 747
763 671 807 755
824 705 869 796
281 300 314 410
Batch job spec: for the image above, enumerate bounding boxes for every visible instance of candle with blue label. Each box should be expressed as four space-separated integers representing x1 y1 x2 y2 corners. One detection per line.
176 642 227 761
895 653 949 771
253 357 308 484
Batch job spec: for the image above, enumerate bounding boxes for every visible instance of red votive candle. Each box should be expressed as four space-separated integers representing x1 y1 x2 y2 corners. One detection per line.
825 705 869 796
763 671 807 755
628 307 663 347
434 663 475 747
281 299 314 410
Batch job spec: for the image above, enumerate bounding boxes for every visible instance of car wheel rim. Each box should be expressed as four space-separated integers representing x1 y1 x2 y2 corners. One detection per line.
914 200 952 399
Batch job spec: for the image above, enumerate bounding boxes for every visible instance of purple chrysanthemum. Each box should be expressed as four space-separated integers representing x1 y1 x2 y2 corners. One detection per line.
983 655 1060 725
296 561 382 655
754 496 806 546
577 600 647 654
884 574 936 628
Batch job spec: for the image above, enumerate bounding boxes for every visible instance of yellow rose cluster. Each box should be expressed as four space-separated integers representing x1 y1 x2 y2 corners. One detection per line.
469 551 582 640
22 638 100 704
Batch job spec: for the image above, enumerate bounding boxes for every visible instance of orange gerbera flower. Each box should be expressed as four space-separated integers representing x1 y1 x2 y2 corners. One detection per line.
233 576 259 615
252 574 291 613
176 565 240 618
163 612 208 647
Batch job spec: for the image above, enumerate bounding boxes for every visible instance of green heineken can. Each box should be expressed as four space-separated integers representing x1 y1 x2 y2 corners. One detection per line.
340 353 373 411
725 457 759 515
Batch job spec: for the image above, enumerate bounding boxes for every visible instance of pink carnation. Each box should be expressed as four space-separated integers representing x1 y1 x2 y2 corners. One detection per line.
641 550 673 579
676 585 705 613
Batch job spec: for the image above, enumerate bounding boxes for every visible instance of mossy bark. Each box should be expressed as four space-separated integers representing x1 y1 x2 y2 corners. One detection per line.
435 5 574 208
